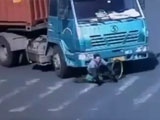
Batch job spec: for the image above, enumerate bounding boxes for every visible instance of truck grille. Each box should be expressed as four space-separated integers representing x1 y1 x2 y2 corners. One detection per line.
90 30 139 46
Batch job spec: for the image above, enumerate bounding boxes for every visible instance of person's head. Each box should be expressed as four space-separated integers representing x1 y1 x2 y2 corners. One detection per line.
93 53 101 63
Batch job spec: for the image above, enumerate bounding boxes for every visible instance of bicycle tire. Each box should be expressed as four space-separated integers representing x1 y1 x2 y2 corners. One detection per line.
111 60 124 80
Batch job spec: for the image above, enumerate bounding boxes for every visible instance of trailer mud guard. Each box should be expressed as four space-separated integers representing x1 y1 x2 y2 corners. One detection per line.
0 32 28 51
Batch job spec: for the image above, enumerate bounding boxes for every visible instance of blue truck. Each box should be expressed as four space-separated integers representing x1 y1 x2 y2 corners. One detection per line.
0 0 148 78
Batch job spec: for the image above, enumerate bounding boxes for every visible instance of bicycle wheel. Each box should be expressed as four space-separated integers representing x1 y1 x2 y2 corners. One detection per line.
111 60 124 80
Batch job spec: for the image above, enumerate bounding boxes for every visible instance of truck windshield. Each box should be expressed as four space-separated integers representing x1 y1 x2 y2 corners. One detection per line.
73 0 141 21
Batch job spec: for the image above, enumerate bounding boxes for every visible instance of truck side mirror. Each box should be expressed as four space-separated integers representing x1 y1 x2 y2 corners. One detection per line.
139 0 145 10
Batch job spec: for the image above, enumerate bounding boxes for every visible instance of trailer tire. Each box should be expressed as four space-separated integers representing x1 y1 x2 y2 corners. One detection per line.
0 36 19 67
52 46 70 78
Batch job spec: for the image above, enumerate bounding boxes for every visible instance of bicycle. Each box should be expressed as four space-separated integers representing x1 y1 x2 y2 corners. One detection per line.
74 59 124 84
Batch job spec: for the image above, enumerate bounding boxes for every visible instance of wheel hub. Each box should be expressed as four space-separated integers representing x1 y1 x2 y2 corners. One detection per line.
53 54 61 70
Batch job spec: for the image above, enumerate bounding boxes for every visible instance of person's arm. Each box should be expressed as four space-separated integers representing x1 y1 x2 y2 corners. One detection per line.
101 59 108 66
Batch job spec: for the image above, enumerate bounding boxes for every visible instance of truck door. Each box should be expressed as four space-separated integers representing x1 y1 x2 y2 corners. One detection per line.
57 0 75 51
48 0 59 40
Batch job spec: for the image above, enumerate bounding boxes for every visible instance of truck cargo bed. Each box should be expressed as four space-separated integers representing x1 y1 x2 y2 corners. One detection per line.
0 0 49 31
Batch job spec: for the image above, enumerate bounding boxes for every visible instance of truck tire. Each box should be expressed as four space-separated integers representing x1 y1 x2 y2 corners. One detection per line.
0 36 19 67
52 46 70 78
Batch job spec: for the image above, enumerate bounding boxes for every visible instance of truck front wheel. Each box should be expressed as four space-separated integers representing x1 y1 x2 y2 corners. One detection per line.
0 36 19 67
52 46 70 78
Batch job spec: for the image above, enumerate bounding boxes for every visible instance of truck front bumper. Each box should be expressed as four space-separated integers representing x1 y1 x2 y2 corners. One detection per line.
65 44 148 67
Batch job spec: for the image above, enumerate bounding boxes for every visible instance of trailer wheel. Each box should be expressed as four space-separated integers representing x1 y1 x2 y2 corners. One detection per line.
0 36 19 67
52 46 70 78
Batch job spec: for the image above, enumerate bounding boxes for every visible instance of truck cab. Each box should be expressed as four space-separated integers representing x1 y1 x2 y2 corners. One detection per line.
47 0 148 77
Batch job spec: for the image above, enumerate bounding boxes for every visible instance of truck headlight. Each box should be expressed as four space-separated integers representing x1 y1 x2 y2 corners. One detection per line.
78 53 93 61
136 46 147 53
142 46 147 52
125 50 133 54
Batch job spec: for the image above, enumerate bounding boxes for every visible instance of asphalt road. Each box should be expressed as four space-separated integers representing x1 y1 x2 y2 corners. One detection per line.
0 1 160 120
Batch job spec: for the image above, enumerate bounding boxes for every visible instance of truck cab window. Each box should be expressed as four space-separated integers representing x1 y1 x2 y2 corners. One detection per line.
139 0 145 9
58 0 72 19
73 0 140 20
49 0 57 16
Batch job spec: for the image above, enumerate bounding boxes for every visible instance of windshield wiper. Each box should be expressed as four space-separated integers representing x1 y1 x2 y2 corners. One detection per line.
123 17 139 21
78 18 98 24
